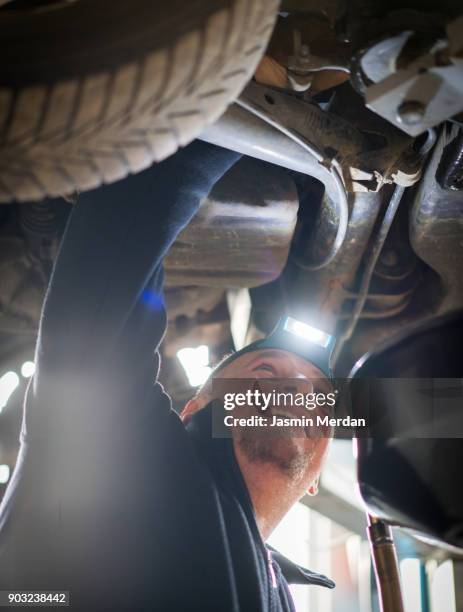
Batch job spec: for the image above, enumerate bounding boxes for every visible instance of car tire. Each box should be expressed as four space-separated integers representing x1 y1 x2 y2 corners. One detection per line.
0 0 279 202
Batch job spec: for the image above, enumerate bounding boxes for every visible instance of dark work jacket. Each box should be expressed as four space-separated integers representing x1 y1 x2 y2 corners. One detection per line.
0 141 334 611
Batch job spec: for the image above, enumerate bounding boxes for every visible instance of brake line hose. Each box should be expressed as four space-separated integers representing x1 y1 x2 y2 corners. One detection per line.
331 184 406 366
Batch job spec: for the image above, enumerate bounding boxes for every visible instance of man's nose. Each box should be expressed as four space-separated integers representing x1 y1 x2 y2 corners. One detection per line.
272 359 303 379
267 358 315 393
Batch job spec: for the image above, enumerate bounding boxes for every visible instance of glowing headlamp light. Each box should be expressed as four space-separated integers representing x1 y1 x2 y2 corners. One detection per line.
216 316 336 379
282 317 332 348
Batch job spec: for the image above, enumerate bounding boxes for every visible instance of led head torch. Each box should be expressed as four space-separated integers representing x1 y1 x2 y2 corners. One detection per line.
216 316 336 379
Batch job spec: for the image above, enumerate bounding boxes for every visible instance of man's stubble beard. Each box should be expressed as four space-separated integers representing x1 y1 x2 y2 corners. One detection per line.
238 434 315 480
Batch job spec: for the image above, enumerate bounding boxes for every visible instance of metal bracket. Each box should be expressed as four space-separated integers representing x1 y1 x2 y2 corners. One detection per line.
239 81 423 191
365 16 463 136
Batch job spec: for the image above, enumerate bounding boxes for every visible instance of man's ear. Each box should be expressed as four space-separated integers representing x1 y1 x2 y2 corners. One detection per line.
180 396 202 424
307 477 319 497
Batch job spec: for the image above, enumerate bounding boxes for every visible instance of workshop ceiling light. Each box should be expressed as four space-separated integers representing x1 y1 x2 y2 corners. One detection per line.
21 361 35 378
400 559 423 612
0 465 10 485
0 371 20 413
177 345 212 387
283 316 331 348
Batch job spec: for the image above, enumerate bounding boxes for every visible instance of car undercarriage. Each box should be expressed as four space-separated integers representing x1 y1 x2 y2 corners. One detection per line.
0 1 462 611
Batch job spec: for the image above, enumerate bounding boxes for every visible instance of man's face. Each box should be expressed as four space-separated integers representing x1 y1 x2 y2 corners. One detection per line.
184 348 332 493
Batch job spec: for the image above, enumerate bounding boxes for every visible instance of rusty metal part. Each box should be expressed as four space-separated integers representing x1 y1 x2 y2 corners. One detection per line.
343 300 410 320
254 55 289 89
252 9 352 94
337 125 463 370
327 83 429 189
267 12 351 74
331 126 437 365
199 81 443 371
337 285 444 376
287 27 350 76
164 158 299 288
337 220 422 323
254 55 349 95
367 515 405 612
201 79 423 192
251 173 420 350
212 81 422 192
200 81 426 272
341 287 417 321
238 81 369 183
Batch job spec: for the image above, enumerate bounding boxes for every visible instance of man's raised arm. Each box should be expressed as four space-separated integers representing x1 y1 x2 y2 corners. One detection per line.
25 141 240 439
0 142 240 600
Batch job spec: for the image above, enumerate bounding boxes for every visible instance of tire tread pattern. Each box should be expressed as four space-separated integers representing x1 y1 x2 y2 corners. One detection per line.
0 0 278 202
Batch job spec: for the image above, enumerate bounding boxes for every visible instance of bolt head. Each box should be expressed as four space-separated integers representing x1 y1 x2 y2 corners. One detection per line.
397 100 425 126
